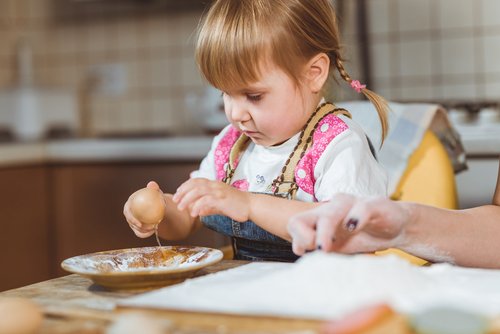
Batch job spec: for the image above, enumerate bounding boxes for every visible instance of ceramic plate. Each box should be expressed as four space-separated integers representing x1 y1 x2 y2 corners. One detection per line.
61 246 223 290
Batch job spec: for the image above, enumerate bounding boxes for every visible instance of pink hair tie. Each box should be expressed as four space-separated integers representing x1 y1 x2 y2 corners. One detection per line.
350 80 366 93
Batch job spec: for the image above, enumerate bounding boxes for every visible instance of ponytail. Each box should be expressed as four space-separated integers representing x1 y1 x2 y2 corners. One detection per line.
334 57 389 145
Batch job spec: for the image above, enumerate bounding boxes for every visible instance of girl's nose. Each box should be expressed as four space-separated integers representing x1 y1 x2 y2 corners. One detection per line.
229 103 250 123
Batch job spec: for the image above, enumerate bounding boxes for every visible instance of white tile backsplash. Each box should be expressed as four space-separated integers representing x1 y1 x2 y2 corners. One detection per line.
399 80 435 100
399 39 433 77
481 0 500 27
354 0 500 102
484 78 500 100
367 0 392 35
181 53 204 88
398 0 432 32
149 57 172 89
115 20 138 51
438 0 476 30
119 98 148 132
440 36 476 76
2 0 500 137
441 81 481 100
151 98 177 132
482 35 500 74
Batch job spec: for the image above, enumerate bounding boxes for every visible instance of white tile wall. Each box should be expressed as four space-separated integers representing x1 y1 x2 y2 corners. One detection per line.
438 0 476 30
367 0 391 35
399 79 434 101
0 0 209 137
398 0 432 32
441 81 480 100
483 35 500 73
3 0 499 136
484 80 500 100
439 36 476 76
399 39 433 77
482 0 500 27
370 41 393 81
366 0 500 102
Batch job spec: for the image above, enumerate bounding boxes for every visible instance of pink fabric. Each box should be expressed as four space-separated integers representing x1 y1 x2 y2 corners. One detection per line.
295 115 348 195
231 179 249 191
215 127 242 181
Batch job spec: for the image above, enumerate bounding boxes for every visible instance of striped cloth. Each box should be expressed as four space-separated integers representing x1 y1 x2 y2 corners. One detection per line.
338 101 467 194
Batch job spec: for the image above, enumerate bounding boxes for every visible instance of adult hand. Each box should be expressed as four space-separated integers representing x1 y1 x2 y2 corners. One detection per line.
287 193 411 255
173 178 251 222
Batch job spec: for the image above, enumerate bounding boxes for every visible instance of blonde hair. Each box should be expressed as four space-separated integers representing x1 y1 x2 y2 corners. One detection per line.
196 0 389 142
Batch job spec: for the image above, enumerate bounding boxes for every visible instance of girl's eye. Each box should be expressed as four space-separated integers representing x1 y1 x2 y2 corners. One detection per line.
247 94 262 102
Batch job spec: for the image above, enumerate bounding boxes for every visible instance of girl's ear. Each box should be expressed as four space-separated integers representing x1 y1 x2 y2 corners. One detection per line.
304 53 330 93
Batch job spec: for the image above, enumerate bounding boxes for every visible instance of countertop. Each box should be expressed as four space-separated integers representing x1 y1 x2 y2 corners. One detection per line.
0 136 213 167
0 128 498 168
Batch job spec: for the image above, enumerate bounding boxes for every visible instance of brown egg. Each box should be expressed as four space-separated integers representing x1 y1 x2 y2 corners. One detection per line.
0 297 43 334
130 187 166 225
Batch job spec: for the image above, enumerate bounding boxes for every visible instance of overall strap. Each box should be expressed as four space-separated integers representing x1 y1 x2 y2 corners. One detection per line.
222 133 250 184
271 102 351 199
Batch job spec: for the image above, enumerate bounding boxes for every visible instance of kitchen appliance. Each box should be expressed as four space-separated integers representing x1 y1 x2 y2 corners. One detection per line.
446 101 500 208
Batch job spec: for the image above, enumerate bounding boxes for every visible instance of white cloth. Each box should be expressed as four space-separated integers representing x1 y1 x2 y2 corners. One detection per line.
120 252 500 320
338 101 467 194
191 114 387 201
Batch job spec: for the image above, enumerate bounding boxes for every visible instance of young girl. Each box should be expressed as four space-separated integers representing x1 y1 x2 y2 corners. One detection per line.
124 0 389 262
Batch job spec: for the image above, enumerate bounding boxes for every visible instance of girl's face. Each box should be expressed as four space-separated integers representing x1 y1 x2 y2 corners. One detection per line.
221 62 319 147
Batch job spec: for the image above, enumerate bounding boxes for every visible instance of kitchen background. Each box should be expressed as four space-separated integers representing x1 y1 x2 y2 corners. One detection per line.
0 0 499 290
2 0 500 136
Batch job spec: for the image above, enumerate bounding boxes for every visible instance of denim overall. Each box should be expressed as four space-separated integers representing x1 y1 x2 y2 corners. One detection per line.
201 103 352 262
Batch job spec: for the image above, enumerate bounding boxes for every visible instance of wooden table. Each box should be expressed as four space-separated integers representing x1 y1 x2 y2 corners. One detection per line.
0 260 324 334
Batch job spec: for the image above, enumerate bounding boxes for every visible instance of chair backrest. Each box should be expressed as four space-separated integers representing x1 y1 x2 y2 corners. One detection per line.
390 130 458 209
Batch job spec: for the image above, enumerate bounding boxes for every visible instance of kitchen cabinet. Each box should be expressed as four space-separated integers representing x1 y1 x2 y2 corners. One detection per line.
0 159 229 290
0 166 51 291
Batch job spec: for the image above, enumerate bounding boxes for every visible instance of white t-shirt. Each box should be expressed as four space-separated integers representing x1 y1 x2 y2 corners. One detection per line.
191 114 387 202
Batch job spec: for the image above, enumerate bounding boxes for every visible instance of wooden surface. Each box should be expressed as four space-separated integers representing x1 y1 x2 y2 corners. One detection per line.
0 260 324 334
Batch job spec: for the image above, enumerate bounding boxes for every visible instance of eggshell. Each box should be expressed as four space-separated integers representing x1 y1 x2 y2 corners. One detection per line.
0 297 43 334
130 187 166 225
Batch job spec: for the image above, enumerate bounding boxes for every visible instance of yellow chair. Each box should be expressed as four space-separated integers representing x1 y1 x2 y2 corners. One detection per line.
375 130 458 265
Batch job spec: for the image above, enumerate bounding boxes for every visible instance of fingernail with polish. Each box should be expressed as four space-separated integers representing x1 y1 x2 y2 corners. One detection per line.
346 218 358 232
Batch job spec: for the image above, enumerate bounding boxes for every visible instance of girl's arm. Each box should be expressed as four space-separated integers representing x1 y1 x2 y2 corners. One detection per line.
173 178 321 240
246 193 322 240
156 194 202 240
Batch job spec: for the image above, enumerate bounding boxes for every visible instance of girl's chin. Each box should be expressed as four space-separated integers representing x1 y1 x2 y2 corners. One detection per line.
251 138 289 147
249 137 271 146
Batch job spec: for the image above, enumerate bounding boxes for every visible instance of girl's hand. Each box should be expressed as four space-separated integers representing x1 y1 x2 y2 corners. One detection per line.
287 194 410 255
123 181 165 238
173 178 251 222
